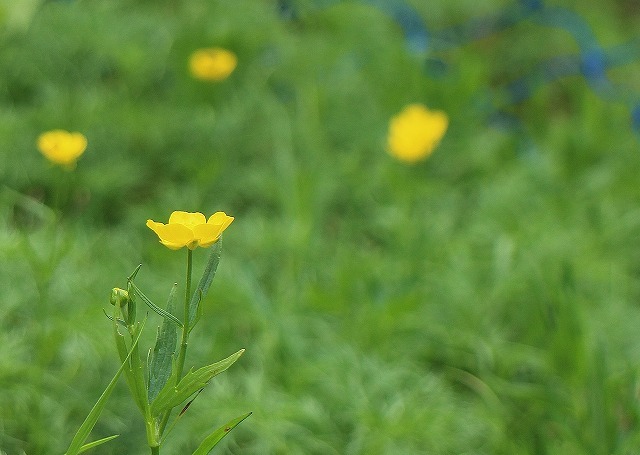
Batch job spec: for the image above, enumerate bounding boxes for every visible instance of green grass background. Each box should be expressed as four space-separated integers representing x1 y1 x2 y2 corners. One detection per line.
2 0 640 453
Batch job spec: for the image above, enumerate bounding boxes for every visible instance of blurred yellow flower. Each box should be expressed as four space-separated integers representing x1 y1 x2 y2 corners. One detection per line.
387 104 448 163
189 47 237 81
37 130 88 167
147 211 234 250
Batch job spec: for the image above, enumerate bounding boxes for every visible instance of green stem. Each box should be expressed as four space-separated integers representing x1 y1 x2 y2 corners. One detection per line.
158 406 171 437
150 445 160 455
175 249 193 383
128 324 159 449
158 248 193 438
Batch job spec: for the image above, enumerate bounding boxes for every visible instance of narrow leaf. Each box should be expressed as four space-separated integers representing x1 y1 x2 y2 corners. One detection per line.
148 283 179 402
102 308 127 329
2 184 55 223
128 323 153 418
178 388 203 416
158 388 204 444
127 263 143 282
112 306 146 413
64 319 146 455
151 349 244 416
129 280 183 327
77 434 119 453
191 412 252 455
188 239 222 327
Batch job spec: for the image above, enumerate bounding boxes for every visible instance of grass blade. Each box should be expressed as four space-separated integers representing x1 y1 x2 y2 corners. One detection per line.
129 280 183 327
191 412 252 455
64 319 146 455
77 434 119 453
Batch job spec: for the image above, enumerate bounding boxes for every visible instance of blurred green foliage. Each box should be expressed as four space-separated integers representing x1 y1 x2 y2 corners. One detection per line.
2 0 640 454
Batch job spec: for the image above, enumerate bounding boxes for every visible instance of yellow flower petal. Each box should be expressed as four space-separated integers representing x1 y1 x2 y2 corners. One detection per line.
387 104 448 163
194 212 234 247
37 130 87 167
146 220 195 249
193 223 225 248
168 211 206 228
207 212 234 230
147 211 234 250
189 47 237 81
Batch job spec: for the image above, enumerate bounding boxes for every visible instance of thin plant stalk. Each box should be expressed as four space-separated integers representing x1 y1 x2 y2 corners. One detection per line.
176 248 193 382
159 249 194 439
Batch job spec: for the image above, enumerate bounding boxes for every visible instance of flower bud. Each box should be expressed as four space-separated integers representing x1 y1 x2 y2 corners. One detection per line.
110 288 130 307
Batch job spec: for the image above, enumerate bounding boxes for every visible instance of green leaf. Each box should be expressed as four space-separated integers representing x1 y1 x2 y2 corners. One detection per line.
129 280 183 327
112 307 147 414
191 412 252 455
188 239 222 328
1 185 55 223
128 323 153 419
102 308 127 329
148 283 179 402
127 263 143 282
77 434 119 453
64 319 146 455
151 349 244 416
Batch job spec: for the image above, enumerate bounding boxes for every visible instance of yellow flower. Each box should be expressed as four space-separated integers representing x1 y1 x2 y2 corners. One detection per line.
189 47 237 81
146 211 234 250
37 130 88 167
387 104 448 163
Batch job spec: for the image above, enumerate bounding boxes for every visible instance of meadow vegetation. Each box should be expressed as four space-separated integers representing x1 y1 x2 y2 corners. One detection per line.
1 0 640 453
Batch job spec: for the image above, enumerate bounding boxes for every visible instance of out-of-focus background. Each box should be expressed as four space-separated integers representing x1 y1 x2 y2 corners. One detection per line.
2 0 640 453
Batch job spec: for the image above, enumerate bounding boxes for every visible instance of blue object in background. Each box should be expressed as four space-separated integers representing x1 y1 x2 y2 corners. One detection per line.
364 0 430 54
278 0 640 134
632 105 640 132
